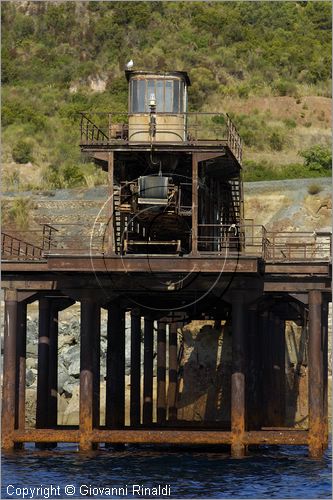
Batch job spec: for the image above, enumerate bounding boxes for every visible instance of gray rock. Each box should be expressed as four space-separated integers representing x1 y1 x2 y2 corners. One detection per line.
58 365 70 393
26 369 37 387
68 357 80 378
26 343 37 358
26 358 37 370
63 378 79 397
62 344 80 369
58 333 76 351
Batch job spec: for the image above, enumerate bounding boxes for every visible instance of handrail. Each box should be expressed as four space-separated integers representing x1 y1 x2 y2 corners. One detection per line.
79 111 243 164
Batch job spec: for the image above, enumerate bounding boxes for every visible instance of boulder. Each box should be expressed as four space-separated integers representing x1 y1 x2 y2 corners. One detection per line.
26 368 37 387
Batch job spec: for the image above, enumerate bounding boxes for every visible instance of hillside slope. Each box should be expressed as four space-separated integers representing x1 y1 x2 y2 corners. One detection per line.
1 1 332 190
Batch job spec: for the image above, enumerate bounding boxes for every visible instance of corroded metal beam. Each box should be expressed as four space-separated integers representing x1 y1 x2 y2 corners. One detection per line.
11 429 309 446
231 295 246 457
106 304 125 430
79 298 95 451
167 322 178 422
130 309 141 426
308 290 324 458
1 290 18 450
143 317 154 425
157 321 167 424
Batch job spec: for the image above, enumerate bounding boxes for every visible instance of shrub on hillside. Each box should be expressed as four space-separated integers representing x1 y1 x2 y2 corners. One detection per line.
269 131 284 151
307 183 322 195
299 145 332 173
12 140 33 163
4 198 36 229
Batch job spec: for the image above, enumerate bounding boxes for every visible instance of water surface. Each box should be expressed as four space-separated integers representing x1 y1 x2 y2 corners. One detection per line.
2 442 331 499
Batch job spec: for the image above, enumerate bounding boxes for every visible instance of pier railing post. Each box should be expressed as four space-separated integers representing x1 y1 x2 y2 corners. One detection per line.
2 290 18 450
308 290 324 458
231 294 246 457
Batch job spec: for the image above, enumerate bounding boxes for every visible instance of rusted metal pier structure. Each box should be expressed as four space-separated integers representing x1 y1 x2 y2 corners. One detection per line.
2 70 331 457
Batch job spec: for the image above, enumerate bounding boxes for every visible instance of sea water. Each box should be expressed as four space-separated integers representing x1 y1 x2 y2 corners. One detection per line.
1 441 331 499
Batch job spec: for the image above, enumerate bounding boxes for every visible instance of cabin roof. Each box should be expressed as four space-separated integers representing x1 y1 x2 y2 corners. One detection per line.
125 70 191 86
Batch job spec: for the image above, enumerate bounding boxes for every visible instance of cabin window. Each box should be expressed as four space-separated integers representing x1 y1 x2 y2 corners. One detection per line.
130 78 185 113
173 80 180 113
137 80 145 113
156 80 164 112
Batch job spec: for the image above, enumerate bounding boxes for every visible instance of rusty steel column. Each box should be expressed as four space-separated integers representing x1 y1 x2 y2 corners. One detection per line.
2 290 18 450
92 304 101 430
143 316 154 425
322 298 329 449
308 290 324 458
277 317 286 425
36 297 51 435
260 310 269 426
130 309 141 427
191 153 199 255
157 321 167 424
79 298 95 451
231 296 246 457
107 151 115 255
48 304 58 429
15 301 27 437
167 322 178 422
246 308 259 430
106 304 125 429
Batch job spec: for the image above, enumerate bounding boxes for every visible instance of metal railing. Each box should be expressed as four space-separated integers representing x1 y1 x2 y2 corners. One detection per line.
79 111 243 164
1 224 58 260
264 231 332 261
2 221 331 262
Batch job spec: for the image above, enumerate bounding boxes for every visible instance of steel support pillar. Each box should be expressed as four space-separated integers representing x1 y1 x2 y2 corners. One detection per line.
106 304 125 430
308 290 324 458
322 298 329 449
246 308 259 430
143 317 154 425
107 151 115 255
15 301 27 448
260 311 269 426
157 321 167 424
130 309 141 427
2 290 18 450
231 296 246 457
191 153 199 255
36 298 51 435
79 298 95 451
92 305 101 431
48 305 58 429
167 322 178 422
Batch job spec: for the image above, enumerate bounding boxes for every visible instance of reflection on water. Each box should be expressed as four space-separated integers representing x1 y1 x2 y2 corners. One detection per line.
1 441 331 499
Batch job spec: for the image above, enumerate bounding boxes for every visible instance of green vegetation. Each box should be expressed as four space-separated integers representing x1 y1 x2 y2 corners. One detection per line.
12 140 33 164
307 183 323 195
299 145 332 174
1 1 332 187
243 145 331 182
2 198 37 229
